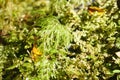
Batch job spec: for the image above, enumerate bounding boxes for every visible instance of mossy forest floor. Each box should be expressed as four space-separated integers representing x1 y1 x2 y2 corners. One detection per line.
0 0 120 80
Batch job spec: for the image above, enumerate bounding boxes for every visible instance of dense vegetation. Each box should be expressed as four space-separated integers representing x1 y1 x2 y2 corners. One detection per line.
0 0 120 80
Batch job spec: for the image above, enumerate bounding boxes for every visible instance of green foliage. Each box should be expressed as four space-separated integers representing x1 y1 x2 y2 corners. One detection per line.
0 0 120 80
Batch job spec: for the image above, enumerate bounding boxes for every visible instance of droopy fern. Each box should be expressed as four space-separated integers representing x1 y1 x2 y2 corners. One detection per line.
35 16 72 53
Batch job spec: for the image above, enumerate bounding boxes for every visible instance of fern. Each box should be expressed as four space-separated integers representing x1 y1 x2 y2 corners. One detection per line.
35 16 72 53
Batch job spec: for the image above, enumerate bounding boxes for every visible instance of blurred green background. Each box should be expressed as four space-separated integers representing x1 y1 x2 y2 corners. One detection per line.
0 0 120 80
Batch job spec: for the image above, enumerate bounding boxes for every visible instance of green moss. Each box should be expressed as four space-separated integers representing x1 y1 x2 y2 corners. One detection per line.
0 0 120 80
